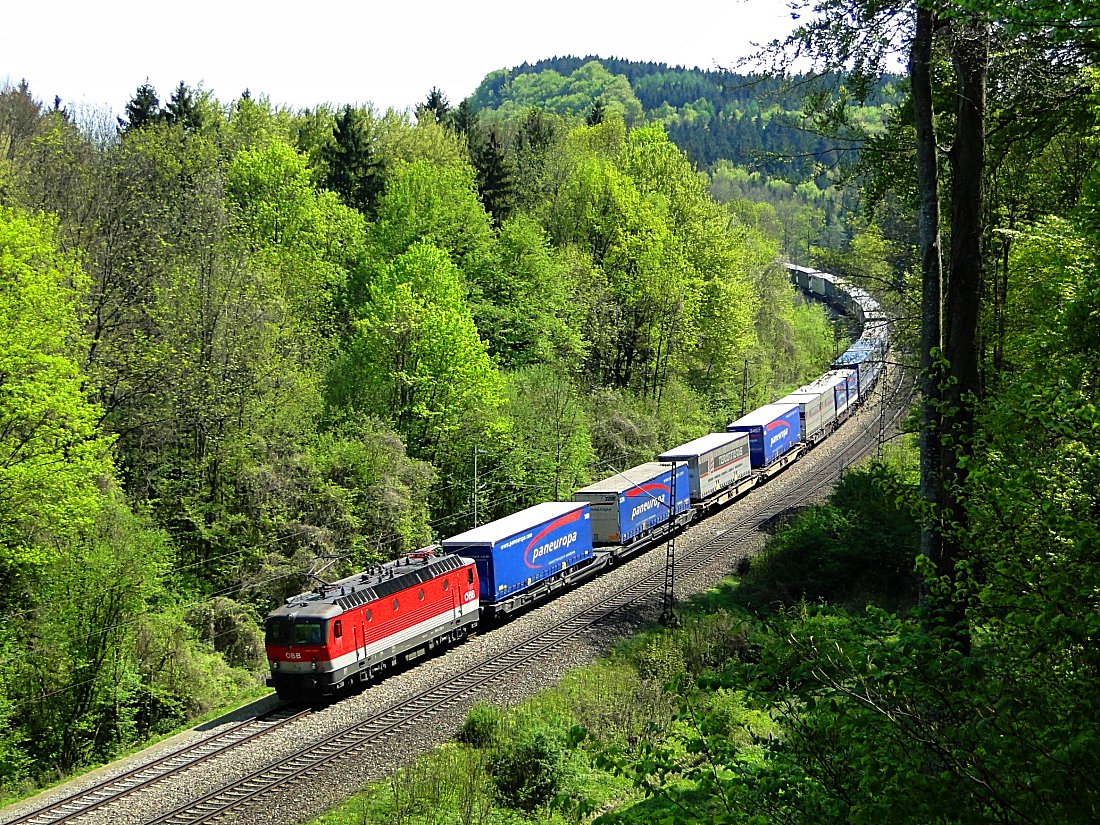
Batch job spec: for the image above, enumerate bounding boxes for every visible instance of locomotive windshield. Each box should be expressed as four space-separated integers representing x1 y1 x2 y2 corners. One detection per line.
265 617 326 646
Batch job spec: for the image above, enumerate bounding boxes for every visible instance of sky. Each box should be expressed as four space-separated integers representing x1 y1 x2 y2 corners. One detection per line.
2 0 799 117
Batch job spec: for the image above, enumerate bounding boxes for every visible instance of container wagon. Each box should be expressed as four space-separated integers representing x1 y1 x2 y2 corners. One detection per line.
657 431 753 513
727 403 803 476
778 380 837 447
441 501 594 617
572 461 691 549
832 346 880 402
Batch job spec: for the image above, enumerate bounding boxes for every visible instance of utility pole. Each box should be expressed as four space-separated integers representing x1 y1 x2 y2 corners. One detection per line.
473 446 480 527
660 461 679 627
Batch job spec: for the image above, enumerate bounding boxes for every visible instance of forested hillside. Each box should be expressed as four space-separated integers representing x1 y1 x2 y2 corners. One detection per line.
464 56 893 269
0 77 838 793
469 56 899 175
524 4 1100 824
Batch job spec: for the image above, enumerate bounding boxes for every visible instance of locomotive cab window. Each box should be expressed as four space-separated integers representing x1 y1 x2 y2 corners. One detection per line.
468 568 474 584
366 609 372 622
293 621 324 645
442 579 449 591
266 618 324 646
393 598 399 611
333 620 342 639
418 588 425 600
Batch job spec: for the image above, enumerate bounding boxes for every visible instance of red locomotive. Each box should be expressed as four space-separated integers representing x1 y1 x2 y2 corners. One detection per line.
265 548 479 701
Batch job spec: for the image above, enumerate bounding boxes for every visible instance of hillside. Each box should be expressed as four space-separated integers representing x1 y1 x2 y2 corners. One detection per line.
467 55 900 177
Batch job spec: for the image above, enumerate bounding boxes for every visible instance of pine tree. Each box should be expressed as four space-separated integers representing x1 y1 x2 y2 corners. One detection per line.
324 105 384 217
586 96 607 125
472 125 515 226
419 86 451 125
451 98 478 138
121 82 160 131
164 81 203 132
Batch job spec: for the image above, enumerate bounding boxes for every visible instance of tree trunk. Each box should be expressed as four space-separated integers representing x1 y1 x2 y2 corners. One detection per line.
911 3 944 590
939 16 990 648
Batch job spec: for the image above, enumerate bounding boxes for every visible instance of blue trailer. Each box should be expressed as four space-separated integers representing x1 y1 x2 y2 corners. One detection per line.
572 461 691 545
727 403 803 470
441 502 593 615
833 346 879 402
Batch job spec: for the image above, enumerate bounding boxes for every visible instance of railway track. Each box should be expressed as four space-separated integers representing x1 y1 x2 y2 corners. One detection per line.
2 706 311 825
139 367 914 825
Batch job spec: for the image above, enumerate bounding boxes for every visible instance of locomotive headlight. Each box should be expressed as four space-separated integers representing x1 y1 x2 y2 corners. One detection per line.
271 660 279 670
311 661 318 671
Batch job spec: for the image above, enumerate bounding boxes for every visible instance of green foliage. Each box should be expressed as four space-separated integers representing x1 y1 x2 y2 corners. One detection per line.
746 463 920 608
472 60 645 127
4 491 173 776
0 207 110 577
470 57 898 175
331 241 503 461
323 104 384 217
488 723 571 811
477 213 586 368
503 365 593 506
0 75 874 796
631 635 687 685
457 701 503 748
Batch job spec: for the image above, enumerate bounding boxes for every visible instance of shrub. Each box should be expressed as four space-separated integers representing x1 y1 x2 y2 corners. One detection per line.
632 634 686 684
457 701 502 748
488 725 567 811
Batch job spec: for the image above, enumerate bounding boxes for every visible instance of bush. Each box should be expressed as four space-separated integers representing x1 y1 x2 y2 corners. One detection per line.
632 634 686 684
679 610 754 675
457 701 502 748
745 462 919 609
489 725 567 811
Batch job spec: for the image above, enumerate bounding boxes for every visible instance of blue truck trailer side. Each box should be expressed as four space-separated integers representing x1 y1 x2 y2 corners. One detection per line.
441 502 593 609
727 403 803 468
572 461 690 545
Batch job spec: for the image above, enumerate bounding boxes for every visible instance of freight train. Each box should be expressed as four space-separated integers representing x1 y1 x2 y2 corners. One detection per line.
265 267 889 701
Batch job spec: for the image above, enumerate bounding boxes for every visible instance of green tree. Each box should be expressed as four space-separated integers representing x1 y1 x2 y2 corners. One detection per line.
470 124 516 225
331 241 503 461
324 104 384 217
121 81 160 131
163 81 203 132
504 365 593 505
0 207 110 578
418 86 451 125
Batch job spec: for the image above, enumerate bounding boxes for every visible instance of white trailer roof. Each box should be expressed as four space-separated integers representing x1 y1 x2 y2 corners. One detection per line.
659 430 749 460
729 403 800 428
574 462 672 495
442 501 586 546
